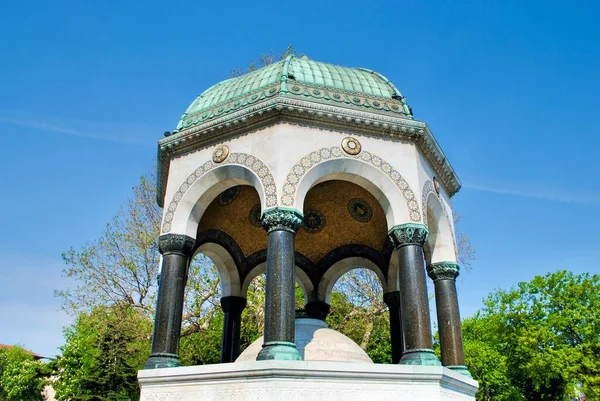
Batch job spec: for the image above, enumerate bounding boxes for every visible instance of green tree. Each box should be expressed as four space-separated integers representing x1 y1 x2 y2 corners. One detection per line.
461 314 524 401
467 270 600 401
54 305 152 401
0 345 47 401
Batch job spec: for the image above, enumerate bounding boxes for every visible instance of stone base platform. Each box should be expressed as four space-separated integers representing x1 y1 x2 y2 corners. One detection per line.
138 360 478 401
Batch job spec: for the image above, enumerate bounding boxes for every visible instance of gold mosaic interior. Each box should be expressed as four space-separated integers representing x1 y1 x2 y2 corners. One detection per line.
197 181 388 263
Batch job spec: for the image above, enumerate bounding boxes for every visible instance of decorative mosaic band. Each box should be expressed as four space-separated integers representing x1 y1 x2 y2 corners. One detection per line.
426 261 460 281
262 208 304 234
280 146 422 222
421 180 435 225
158 234 196 257
161 153 276 233
388 223 429 248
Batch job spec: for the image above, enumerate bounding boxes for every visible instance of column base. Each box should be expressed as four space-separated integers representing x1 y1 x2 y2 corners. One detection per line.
257 341 302 361
448 365 473 378
144 353 182 369
399 349 441 366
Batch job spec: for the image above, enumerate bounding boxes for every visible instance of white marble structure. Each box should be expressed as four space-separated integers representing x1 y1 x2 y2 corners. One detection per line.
141 56 476 399
139 361 477 400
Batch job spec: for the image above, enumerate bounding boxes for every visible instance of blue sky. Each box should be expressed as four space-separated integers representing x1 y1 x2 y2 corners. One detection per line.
0 0 598 358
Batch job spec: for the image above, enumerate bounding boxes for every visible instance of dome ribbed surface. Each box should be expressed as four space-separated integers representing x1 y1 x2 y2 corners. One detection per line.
175 55 411 132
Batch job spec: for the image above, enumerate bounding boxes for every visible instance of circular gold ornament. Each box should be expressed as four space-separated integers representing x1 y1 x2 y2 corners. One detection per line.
212 145 229 163
341 137 361 155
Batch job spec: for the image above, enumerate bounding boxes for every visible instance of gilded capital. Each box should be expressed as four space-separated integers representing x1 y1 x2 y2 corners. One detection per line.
388 223 429 248
158 234 196 257
427 261 460 281
262 208 303 234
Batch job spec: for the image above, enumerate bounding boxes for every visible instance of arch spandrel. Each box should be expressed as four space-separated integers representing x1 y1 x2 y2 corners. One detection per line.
280 146 422 228
161 153 277 238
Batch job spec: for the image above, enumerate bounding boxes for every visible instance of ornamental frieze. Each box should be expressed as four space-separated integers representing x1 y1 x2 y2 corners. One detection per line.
157 97 461 207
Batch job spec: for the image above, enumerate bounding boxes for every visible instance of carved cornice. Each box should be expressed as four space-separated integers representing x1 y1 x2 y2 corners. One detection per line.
158 234 195 257
261 208 303 234
156 95 461 207
388 223 429 248
426 261 460 281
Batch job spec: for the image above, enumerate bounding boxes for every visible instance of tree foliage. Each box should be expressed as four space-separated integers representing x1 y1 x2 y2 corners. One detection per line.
464 270 600 401
57 172 220 333
54 305 152 401
57 175 161 316
327 269 391 362
0 346 47 401
462 314 523 401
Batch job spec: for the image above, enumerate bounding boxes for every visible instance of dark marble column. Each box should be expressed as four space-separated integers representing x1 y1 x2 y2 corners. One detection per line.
383 291 404 364
220 296 247 363
389 223 440 366
257 208 303 361
427 261 471 377
144 234 195 369
304 300 331 321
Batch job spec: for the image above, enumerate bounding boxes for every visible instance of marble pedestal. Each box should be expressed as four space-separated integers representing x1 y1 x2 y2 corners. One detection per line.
138 360 478 401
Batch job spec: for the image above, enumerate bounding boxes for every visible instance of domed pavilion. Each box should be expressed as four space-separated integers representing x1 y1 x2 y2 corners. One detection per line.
138 55 477 400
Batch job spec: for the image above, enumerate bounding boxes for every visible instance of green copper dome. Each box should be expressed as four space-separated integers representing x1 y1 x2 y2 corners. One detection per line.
175 55 412 132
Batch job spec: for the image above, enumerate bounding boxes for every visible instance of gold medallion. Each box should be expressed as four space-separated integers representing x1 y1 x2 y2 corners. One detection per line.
341 137 361 155
212 145 229 163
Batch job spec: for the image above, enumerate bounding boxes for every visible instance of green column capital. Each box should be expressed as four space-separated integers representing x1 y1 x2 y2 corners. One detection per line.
427 262 460 281
262 207 303 234
388 223 429 248
158 234 196 257
427 261 460 281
